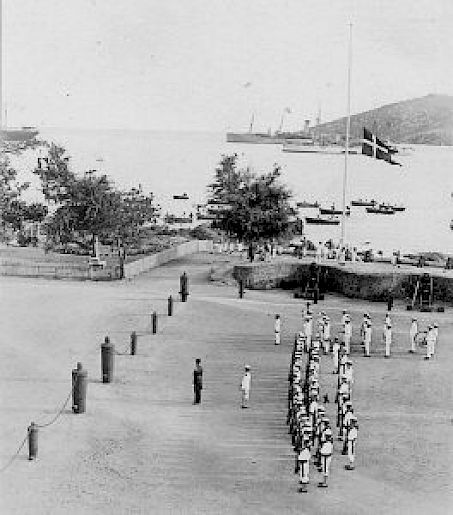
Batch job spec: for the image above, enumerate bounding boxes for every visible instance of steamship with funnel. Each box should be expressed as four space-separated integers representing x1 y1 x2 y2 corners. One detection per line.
0 0 39 144
227 113 313 145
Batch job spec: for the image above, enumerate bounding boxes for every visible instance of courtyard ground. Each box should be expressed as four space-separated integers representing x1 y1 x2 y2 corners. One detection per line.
0 253 451 514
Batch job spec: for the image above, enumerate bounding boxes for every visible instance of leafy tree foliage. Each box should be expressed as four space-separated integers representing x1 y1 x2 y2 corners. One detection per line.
0 157 49 236
207 154 296 242
34 144 158 251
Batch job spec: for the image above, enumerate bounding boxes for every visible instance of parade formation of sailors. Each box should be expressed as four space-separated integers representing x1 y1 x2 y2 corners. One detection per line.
286 303 440 493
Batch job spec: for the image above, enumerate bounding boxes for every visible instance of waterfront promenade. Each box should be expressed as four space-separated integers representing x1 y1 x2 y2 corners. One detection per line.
0 253 451 514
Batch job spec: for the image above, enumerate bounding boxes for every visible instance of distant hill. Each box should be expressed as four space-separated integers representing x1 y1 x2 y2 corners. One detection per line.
315 94 453 145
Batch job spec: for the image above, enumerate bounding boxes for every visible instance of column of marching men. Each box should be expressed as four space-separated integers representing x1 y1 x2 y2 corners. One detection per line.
286 306 441 493
287 309 358 493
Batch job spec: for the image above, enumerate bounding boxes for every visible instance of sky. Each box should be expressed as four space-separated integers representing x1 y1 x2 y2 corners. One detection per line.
2 0 452 131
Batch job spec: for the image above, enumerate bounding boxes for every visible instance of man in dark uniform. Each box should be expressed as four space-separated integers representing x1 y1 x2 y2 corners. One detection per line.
193 358 203 404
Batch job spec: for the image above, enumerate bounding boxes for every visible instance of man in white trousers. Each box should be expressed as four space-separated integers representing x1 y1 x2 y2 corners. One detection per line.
240 365 252 408
409 318 418 353
425 325 436 360
344 317 352 355
384 322 392 358
274 314 281 345
364 321 372 357
345 416 359 470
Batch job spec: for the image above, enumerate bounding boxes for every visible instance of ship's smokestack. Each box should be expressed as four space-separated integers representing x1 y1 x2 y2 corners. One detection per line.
304 120 310 133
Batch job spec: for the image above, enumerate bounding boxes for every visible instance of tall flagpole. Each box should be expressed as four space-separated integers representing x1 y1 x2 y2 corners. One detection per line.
0 0 3 130
340 23 352 247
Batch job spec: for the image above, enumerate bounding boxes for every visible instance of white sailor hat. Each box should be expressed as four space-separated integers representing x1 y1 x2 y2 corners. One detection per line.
412 317 417 321
428 324 433 329
324 428 333 436
245 365 251 370
346 358 353 365
433 323 438 328
317 405 326 412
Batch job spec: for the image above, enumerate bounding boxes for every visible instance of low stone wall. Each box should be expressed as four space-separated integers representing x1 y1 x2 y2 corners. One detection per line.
124 240 213 279
233 260 453 304
0 258 91 280
0 240 213 281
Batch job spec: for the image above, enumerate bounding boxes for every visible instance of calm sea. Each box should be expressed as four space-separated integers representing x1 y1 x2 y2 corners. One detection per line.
26 128 453 255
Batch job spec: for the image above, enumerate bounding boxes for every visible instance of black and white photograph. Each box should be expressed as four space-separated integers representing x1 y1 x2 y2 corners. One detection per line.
0 1 452 513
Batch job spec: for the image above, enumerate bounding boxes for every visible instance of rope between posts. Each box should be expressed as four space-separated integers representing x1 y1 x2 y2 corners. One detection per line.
35 381 75 429
0 434 28 474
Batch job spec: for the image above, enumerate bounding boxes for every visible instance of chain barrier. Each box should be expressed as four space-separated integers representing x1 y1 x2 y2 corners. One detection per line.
0 434 28 473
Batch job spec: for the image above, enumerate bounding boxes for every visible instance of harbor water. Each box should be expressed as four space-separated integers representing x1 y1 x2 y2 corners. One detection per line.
29 128 453 255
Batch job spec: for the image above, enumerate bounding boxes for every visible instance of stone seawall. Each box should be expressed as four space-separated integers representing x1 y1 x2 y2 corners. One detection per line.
233 260 453 304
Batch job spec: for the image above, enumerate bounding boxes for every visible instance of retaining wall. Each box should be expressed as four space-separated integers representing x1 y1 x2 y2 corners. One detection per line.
123 240 213 279
233 260 453 304
0 240 213 281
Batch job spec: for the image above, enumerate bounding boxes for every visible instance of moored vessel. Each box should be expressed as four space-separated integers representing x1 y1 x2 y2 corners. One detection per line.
305 215 340 225
366 205 395 215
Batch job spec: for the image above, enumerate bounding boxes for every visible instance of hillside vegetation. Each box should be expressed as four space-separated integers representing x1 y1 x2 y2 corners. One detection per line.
316 94 453 145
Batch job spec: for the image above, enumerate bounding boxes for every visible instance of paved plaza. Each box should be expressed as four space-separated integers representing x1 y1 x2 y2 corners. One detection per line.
0 253 451 514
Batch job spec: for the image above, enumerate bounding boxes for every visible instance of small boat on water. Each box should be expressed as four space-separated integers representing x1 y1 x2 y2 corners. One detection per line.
173 193 189 200
305 215 340 225
296 200 320 208
351 199 377 207
319 205 350 216
389 204 406 212
366 205 395 215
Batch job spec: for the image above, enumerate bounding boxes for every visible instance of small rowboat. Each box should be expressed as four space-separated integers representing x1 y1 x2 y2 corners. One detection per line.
173 193 189 200
351 199 377 207
305 216 340 225
366 205 395 215
319 206 350 216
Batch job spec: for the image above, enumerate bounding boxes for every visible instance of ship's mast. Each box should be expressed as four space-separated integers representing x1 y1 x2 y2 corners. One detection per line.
0 0 3 130
340 23 352 247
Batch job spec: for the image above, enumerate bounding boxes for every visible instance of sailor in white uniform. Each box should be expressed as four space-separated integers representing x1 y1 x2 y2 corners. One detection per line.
318 431 334 488
409 318 418 353
345 416 359 470
384 322 392 358
364 321 372 357
343 317 352 355
274 314 281 345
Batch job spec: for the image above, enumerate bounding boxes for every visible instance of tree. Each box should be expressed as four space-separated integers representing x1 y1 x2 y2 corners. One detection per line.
207 154 296 242
35 145 159 252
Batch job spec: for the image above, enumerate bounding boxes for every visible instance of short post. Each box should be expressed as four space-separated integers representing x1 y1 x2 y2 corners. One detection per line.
130 331 137 355
387 294 393 312
313 288 318 304
239 279 244 299
168 295 173 316
152 311 158 334
101 336 115 383
72 362 87 414
28 422 38 461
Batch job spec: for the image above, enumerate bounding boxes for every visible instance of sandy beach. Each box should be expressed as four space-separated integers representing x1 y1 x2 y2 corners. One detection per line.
0 252 452 514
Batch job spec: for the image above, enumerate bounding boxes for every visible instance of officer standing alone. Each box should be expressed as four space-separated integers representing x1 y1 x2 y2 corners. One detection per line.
193 359 203 404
